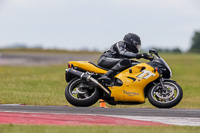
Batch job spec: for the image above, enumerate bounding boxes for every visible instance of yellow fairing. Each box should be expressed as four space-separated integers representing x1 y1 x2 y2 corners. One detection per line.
68 61 107 74
69 61 159 103
109 63 159 103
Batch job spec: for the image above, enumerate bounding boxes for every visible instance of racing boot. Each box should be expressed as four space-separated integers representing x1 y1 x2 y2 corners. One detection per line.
99 59 132 84
98 69 116 84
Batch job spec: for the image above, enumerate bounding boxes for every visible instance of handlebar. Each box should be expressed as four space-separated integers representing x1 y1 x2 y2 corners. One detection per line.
147 54 154 61
149 49 160 59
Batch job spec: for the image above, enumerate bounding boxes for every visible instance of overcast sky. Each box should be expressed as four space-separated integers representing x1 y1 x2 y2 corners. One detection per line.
0 0 200 51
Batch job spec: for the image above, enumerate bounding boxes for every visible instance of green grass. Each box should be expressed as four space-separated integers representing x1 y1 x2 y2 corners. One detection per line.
0 53 200 108
0 65 68 106
0 125 200 133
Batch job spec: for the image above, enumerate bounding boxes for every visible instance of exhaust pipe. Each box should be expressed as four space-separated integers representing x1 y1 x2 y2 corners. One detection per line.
66 68 111 95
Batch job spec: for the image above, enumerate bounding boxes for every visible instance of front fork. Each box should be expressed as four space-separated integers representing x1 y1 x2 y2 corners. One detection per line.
159 77 169 93
159 77 167 92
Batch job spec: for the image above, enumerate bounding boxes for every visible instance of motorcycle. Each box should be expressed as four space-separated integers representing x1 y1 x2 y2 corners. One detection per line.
65 49 183 108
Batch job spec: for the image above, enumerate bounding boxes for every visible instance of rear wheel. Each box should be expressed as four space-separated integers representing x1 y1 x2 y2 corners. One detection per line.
65 78 102 107
148 81 183 108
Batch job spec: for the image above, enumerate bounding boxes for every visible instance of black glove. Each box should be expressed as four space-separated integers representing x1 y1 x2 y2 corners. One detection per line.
136 53 148 59
136 53 154 60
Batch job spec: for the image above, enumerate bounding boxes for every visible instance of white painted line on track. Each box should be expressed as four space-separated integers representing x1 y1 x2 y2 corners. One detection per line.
108 115 200 126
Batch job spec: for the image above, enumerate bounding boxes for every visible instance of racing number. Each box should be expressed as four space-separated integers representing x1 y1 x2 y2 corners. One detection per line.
136 70 156 79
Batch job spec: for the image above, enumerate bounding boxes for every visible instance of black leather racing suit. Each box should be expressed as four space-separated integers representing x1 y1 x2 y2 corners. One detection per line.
97 41 138 70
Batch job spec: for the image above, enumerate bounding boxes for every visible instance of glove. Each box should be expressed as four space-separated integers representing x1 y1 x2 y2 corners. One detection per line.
136 53 148 59
136 53 154 60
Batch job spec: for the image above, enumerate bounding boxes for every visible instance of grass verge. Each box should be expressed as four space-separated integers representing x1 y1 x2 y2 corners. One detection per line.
0 53 200 108
0 125 200 133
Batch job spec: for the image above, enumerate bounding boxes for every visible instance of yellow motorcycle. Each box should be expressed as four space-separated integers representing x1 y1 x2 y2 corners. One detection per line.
65 49 183 108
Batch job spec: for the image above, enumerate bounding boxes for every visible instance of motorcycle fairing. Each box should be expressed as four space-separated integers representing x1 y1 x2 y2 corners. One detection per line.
68 61 159 103
110 63 159 103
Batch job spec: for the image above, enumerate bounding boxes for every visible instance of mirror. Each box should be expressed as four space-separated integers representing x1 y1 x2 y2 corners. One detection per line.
149 49 158 54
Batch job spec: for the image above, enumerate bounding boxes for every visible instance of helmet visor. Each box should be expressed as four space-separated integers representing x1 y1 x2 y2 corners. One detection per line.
132 40 141 52
136 44 141 52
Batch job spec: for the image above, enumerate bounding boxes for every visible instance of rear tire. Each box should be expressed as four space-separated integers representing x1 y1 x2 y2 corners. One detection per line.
65 78 102 107
148 81 183 108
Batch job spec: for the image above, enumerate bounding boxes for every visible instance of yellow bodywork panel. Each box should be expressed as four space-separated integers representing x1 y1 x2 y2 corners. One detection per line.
68 61 107 74
109 63 159 103
68 61 159 103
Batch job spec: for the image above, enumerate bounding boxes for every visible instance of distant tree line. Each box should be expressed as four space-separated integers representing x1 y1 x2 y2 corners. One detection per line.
158 48 182 53
3 43 43 49
153 30 200 54
2 31 200 53
150 47 182 53
189 31 200 53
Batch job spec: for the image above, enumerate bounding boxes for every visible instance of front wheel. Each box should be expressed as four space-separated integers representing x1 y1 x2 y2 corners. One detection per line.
148 81 183 108
65 78 102 107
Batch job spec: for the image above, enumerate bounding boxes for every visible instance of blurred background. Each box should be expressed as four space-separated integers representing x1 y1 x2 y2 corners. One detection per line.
0 0 200 52
0 0 200 108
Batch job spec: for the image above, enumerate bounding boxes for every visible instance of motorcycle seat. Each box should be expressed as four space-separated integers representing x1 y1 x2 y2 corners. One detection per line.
89 62 109 71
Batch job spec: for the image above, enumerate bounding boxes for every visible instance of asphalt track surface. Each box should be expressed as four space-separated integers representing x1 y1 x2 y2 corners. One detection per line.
0 105 200 126
0 105 200 117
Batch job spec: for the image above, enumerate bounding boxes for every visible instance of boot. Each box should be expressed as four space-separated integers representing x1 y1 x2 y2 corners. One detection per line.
98 70 116 84
98 59 131 84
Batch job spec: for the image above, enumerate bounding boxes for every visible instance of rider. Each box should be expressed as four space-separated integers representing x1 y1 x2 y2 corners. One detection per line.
97 33 151 83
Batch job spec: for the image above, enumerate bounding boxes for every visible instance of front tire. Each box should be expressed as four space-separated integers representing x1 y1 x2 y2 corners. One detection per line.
148 81 183 108
65 78 102 107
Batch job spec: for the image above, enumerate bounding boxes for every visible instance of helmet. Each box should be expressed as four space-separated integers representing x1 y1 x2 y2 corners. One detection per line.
123 33 141 53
